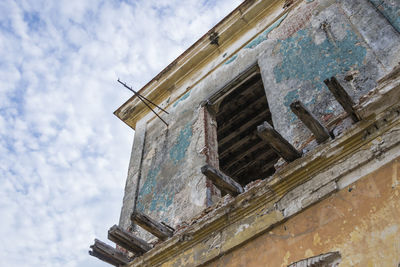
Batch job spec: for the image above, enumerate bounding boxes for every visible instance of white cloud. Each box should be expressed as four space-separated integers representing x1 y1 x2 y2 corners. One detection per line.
0 0 243 266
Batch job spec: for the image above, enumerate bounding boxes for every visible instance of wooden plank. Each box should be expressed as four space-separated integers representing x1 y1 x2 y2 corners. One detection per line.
219 132 257 158
131 212 174 241
324 77 360 122
222 143 276 171
290 100 331 143
218 96 268 133
202 63 260 106
219 111 270 147
108 225 152 255
226 149 277 176
232 159 276 184
201 164 244 196
89 239 132 266
257 121 302 162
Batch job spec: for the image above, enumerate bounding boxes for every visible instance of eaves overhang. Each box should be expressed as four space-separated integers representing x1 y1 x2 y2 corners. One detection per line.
114 0 287 129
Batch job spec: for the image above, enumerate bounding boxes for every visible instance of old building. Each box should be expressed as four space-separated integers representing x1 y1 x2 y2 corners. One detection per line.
90 0 400 266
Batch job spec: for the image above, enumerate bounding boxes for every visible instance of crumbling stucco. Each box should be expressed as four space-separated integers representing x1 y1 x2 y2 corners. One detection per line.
117 0 400 249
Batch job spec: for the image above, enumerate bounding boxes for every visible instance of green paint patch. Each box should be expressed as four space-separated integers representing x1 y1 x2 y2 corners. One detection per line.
245 13 288 49
173 91 191 108
169 122 192 164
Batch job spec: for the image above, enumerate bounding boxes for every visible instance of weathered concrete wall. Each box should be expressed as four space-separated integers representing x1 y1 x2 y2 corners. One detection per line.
119 119 147 230
206 157 400 267
123 90 400 267
258 0 400 148
370 0 400 32
133 105 208 239
119 0 400 239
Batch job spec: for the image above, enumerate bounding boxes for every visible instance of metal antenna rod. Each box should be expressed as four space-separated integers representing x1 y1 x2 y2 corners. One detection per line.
117 79 169 126
117 79 169 114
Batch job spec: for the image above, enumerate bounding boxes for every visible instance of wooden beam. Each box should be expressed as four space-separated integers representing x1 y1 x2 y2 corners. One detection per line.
131 212 174 241
233 160 276 184
257 121 302 162
201 164 244 196
219 111 270 147
89 239 132 266
218 95 268 133
219 132 258 157
203 63 260 106
227 148 277 174
290 100 331 143
222 143 276 171
324 77 360 122
220 135 263 163
108 225 152 255
217 80 265 121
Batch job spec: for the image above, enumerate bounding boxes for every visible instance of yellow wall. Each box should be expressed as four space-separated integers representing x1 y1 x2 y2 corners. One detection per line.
207 157 400 267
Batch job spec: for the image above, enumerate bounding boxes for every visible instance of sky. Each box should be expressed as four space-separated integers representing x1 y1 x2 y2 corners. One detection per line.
0 0 243 266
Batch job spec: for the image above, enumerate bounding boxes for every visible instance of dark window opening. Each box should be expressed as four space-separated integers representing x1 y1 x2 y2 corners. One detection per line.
215 67 279 186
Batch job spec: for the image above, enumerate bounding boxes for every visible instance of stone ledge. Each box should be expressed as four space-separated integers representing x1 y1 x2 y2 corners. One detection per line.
126 78 400 266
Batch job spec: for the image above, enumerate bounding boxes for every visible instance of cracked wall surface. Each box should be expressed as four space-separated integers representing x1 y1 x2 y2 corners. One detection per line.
118 0 400 244
207 157 400 267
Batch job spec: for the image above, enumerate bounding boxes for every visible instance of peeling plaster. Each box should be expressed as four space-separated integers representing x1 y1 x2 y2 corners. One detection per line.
273 27 367 121
169 122 193 164
173 90 191 108
369 0 400 32
244 13 288 49
224 54 238 65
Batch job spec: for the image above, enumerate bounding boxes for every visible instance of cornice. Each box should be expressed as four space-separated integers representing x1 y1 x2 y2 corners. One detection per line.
114 0 288 129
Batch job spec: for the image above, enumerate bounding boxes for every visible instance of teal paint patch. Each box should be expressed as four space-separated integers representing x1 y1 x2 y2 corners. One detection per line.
224 54 238 65
136 166 175 213
284 90 299 108
274 27 367 122
274 28 367 85
173 91 191 108
169 122 192 164
369 0 400 32
136 167 160 212
245 13 288 49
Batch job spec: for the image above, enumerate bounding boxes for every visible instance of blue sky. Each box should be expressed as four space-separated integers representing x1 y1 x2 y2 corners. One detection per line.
0 0 242 266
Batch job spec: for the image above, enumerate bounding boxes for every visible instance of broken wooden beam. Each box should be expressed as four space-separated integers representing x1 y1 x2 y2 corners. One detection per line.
89 239 132 266
131 211 174 241
201 164 244 196
257 121 302 162
108 225 152 255
290 100 331 143
324 77 360 122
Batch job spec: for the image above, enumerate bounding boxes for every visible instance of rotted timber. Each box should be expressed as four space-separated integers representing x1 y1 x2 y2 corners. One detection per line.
131 211 174 241
201 164 244 196
324 77 360 122
290 100 331 143
108 225 152 255
89 239 132 266
257 121 302 162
